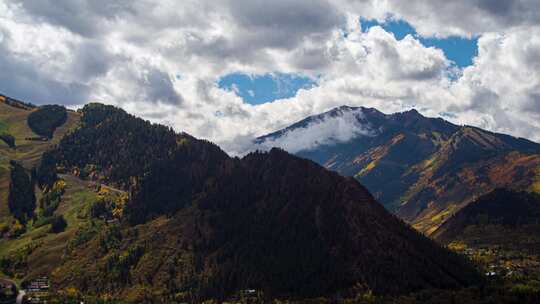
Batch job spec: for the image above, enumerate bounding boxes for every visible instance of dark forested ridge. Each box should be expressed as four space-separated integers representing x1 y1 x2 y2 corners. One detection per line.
433 189 540 242
35 103 481 300
53 103 189 189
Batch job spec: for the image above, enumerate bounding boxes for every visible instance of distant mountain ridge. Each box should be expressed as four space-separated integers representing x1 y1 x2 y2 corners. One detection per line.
256 106 540 234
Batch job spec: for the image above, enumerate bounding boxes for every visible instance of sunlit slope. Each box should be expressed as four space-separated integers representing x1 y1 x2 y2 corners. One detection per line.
0 174 103 280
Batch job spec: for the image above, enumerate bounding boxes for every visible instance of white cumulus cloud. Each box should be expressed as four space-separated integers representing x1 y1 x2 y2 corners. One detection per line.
0 0 539 155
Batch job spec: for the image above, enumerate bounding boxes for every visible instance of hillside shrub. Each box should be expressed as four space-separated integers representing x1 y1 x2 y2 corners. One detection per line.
49 215 67 233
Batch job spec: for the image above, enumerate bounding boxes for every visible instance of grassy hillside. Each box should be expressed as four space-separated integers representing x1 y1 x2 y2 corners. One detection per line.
0 174 103 279
0 121 7 134
0 102 79 220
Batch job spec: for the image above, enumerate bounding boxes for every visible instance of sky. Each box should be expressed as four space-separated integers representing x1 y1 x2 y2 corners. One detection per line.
0 0 539 155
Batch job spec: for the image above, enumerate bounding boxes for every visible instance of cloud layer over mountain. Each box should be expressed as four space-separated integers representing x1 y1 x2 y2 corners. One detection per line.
1 0 539 154
255 107 376 154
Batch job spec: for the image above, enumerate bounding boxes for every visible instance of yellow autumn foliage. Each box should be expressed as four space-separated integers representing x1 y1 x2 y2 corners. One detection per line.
64 287 80 298
12 219 24 231
98 186 110 197
53 179 66 192
448 241 467 251
112 192 128 218
531 167 540 194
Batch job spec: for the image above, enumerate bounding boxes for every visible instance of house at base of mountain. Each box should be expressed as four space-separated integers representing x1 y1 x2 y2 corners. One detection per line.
26 292 50 304
25 277 50 292
23 277 51 304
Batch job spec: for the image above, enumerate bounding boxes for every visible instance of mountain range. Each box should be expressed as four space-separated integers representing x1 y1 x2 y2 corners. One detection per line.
0 100 480 302
256 106 540 234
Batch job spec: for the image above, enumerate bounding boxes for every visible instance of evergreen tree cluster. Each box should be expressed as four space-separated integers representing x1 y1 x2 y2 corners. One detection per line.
54 103 183 188
27 105 67 139
36 150 59 189
8 161 36 223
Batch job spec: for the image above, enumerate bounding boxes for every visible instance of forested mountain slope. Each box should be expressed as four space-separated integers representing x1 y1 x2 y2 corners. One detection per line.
10 103 480 301
433 189 540 244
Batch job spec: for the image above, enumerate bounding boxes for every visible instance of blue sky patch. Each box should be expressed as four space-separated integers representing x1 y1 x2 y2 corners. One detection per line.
361 18 478 68
218 72 316 105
